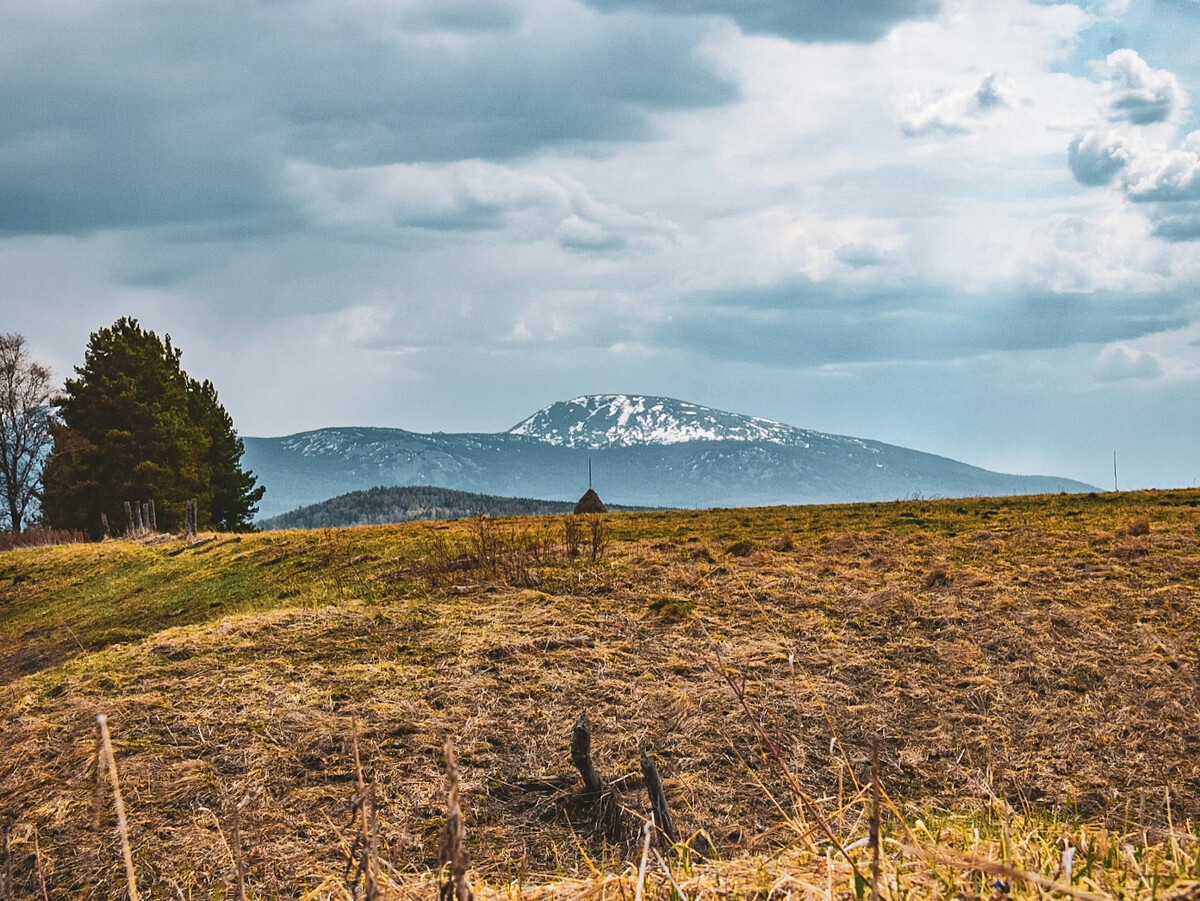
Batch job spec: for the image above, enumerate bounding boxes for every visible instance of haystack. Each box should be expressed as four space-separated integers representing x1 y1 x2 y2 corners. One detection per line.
573 488 607 514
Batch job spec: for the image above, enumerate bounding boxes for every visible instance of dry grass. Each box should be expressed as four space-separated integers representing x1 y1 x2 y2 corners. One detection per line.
2 490 1200 896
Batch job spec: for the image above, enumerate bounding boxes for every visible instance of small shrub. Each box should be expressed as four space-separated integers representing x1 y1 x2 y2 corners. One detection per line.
0 528 87 552
727 540 756 558
588 516 606 561
774 532 795 552
563 515 582 559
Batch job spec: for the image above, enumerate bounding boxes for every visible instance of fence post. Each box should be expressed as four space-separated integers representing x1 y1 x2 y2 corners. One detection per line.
148 500 156 533
133 501 143 533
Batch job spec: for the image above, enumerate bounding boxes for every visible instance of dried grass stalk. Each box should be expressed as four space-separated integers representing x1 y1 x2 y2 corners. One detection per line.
96 714 140 901
439 739 473 901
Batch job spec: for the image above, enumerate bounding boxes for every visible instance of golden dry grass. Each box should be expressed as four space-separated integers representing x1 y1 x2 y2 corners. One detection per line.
2 490 1200 898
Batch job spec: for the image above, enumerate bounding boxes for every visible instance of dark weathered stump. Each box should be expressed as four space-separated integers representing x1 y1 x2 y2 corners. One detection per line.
571 715 604 799
640 751 678 848
570 714 623 841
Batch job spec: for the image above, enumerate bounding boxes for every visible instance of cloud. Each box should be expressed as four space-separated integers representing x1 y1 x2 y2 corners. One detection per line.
653 278 1190 367
900 73 1014 137
1151 208 1200 241
1105 49 1186 125
283 159 677 253
1067 127 1200 228
0 0 737 236
1095 344 1162 380
1123 133 1200 202
1067 51 1199 238
577 0 939 42
834 243 889 267
399 0 523 33
1067 130 1131 185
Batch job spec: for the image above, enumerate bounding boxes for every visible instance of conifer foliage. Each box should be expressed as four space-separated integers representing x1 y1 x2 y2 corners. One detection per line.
41 318 264 535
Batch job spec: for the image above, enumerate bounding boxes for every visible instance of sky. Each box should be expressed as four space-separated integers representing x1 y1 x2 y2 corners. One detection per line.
3 0 1200 490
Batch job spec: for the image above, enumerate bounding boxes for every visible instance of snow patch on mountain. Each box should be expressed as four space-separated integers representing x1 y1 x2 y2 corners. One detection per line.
508 394 825 449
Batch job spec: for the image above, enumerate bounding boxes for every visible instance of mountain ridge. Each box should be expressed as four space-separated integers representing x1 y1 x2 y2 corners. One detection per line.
243 394 1097 519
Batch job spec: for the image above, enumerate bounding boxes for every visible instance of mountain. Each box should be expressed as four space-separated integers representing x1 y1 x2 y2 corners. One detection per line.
509 395 805 447
243 394 1096 519
258 485 645 530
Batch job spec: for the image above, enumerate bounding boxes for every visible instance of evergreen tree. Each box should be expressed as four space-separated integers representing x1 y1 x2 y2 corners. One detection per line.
188 377 264 530
41 318 263 535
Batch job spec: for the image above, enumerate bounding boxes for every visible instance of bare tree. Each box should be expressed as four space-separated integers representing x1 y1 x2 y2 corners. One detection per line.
0 334 54 533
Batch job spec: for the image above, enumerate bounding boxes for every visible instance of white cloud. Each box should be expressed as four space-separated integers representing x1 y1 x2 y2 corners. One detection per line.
1105 49 1187 126
1067 129 1131 185
282 159 678 253
1067 50 1200 239
900 73 1014 137
1124 133 1200 202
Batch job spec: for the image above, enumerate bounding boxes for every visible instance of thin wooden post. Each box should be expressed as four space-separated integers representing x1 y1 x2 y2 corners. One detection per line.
641 751 678 848
100 512 111 540
133 501 143 533
124 501 134 535
147 500 156 532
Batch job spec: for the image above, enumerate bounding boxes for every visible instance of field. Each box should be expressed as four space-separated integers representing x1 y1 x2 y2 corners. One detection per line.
3 491 1200 899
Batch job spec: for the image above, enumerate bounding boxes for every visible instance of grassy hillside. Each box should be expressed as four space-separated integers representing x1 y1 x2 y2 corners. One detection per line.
3 491 1200 898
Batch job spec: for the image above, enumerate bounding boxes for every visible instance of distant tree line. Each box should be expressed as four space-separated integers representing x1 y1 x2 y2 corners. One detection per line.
260 485 582 530
0 318 263 537
260 485 649 530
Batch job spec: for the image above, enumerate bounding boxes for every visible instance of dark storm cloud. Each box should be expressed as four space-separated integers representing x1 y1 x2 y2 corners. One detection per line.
0 0 736 236
653 278 1189 366
578 0 939 41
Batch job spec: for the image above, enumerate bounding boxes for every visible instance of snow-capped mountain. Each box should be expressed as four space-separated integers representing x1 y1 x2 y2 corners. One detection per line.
243 395 1096 520
509 395 814 448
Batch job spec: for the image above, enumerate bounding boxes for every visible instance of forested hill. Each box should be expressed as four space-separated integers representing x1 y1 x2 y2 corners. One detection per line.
257 484 641 529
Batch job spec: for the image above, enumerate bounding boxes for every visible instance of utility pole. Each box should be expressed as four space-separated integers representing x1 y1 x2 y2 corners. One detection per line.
588 457 593 490
1113 451 1118 492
